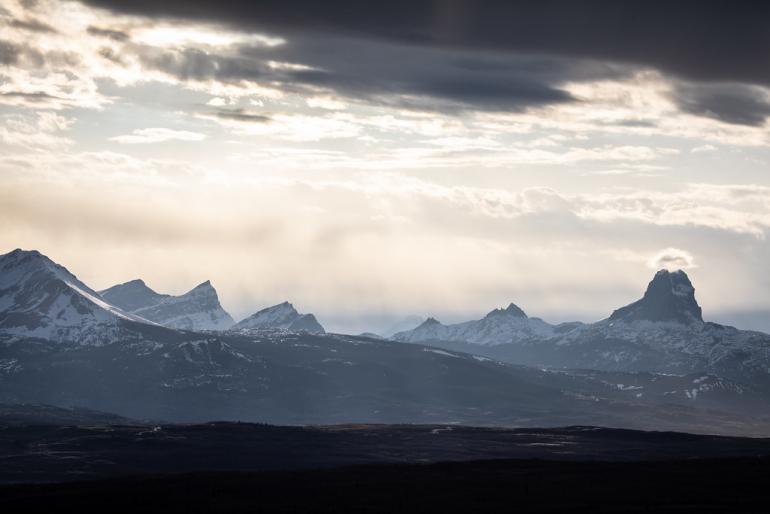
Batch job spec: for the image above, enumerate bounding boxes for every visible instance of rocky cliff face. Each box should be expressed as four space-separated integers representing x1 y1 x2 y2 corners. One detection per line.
609 269 703 324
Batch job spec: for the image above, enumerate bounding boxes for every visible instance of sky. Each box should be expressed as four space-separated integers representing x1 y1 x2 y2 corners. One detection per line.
2 0 770 334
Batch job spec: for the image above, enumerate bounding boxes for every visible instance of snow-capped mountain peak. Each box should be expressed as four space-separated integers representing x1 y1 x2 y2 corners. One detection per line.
0 249 151 343
609 269 703 325
393 302 553 346
233 301 325 333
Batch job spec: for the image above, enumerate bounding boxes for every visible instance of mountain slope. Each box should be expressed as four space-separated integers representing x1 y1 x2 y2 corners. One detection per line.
233 301 325 333
2 329 768 434
0 249 151 344
101 280 234 331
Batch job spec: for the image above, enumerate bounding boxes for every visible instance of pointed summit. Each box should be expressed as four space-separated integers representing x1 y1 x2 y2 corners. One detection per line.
191 280 213 291
485 303 527 319
609 269 703 324
422 317 442 326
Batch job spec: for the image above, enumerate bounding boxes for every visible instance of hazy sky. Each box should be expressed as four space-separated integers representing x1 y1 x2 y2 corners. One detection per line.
2 0 770 333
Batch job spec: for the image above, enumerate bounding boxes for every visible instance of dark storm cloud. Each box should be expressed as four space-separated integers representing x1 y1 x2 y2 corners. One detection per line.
268 36 605 112
673 84 770 126
129 31 606 113
74 1 770 121
81 0 770 86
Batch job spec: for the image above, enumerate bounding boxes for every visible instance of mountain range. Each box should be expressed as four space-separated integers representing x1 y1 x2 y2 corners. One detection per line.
393 269 770 389
0 246 327 339
2 248 770 435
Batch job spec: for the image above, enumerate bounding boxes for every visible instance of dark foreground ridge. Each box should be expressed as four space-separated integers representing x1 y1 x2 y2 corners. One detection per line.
4 406 770 511
3 405 770 484
3 459 770 513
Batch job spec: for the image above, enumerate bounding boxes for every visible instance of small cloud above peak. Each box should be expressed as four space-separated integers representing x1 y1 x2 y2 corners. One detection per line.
647 248 696 271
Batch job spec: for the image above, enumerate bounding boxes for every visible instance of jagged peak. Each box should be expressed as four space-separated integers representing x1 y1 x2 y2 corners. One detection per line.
485 302 528 319
421 317 442 326
609 268 702 324
185 280 220 297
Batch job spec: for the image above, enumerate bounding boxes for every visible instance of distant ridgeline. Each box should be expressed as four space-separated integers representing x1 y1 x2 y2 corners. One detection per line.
1 248 770 435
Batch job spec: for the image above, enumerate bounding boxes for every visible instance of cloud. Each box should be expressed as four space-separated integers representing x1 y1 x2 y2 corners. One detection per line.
647 248 696 270
0 40 21 65
9 17 56 33
123 31 609 114
81 0 770 88
72 1 770 127
672 83 770 126
86 25 130 41
109 128 207 144
0 111 74 150
3 167 770 324
205 108 271 123
3 0 767 132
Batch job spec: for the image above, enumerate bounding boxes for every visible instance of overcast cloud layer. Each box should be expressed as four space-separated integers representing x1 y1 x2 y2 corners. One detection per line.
2 0 770 333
